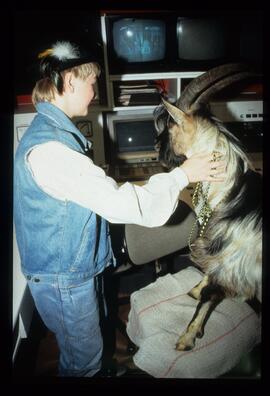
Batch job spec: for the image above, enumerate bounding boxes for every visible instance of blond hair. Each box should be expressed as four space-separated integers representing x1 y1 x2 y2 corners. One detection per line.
32 62 100 105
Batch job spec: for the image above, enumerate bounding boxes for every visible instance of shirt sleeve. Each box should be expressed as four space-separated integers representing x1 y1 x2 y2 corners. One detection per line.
27 141 189 227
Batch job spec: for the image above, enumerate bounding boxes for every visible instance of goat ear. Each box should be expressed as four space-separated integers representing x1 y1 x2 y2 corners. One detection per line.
161 98 188 125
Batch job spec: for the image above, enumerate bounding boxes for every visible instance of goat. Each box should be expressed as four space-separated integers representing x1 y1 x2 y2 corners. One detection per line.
154 63 262 351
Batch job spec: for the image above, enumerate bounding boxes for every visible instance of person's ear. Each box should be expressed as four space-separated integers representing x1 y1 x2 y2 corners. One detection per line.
63 72 75 93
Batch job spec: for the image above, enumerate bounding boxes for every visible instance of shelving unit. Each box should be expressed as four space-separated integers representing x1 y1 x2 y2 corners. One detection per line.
108 73 206 111
100 13 205 111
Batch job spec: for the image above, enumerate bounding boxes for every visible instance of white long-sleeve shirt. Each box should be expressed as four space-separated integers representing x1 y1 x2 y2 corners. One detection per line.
27 141 189 227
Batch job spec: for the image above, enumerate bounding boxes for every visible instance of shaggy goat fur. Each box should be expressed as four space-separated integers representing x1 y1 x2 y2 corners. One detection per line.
154 101 262 350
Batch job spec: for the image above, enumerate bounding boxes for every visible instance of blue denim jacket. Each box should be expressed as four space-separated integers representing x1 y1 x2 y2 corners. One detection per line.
14 102 115 281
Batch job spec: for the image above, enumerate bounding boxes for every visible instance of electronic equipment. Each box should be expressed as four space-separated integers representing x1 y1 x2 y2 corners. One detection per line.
106 109 164 181
113 18 166 63
104 12 175 74
210 100 263 153
176 15 262 70
103 11 263 75
176 17 238 70
106 109 158 162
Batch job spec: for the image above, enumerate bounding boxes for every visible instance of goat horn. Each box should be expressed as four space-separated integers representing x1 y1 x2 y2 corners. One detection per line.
194 71 261 105
177 63 253 112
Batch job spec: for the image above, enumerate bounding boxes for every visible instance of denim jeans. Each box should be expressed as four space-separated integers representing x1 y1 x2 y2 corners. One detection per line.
27 272 107 377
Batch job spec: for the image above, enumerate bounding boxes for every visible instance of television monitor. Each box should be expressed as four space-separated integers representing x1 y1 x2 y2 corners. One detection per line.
106 110 159 164
104 12 263 75
176 16 239 70
105 13 176 74
113 19 166 63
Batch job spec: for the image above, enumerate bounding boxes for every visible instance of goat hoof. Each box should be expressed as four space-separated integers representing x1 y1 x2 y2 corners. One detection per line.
175 335 195 351
175 342 193 351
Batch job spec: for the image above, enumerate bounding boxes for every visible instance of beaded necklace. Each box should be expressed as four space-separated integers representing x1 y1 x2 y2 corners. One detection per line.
188 181 212 250
188 150 226 251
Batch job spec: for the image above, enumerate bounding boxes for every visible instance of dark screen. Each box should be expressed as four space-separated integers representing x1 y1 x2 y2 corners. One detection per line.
115 120 156 152
177 18 229 60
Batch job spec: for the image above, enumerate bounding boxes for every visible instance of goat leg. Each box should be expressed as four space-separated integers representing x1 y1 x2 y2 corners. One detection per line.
175 299 213 351
175 284 224 351
188 275 209 300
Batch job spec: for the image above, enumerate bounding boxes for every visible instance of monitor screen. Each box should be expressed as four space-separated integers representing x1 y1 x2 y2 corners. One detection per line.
112 18 166 63
105 13 175 74
115 119 156 152
106 111 159 163
177 17 232 61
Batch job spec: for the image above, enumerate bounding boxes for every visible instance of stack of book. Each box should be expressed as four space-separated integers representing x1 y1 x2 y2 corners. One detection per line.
115 81 162 106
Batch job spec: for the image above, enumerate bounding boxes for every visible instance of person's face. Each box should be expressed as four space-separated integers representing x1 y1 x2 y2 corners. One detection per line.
70 73 97 117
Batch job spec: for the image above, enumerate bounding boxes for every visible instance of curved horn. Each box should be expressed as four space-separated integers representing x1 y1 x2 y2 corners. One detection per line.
177 63 253 112
194 71 260 105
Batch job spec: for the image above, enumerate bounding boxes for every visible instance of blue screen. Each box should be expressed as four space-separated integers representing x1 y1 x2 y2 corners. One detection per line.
113 19 166 63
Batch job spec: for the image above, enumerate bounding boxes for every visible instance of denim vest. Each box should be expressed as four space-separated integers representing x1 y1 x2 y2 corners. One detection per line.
14 102 115 281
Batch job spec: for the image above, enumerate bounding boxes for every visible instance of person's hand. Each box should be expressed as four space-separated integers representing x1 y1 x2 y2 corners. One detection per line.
180 152 227 183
